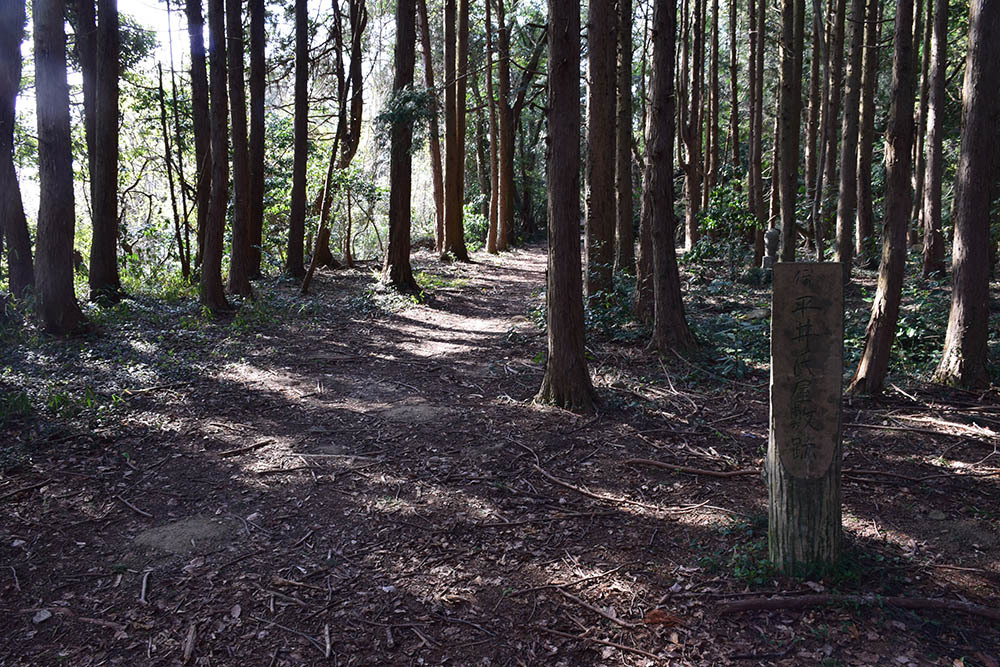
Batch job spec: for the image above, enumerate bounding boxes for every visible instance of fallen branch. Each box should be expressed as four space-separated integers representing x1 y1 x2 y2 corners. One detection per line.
625 459 757 479
844 422 975 439
555 587 638 629
250 614 326 654
116 495 153 518
717 594 1000 622
217 439 275 458
534 464 705 514
536 626 663 662
0 480 51 502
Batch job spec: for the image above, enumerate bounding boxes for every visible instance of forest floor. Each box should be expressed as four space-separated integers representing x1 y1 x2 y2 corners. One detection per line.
1 244 999 666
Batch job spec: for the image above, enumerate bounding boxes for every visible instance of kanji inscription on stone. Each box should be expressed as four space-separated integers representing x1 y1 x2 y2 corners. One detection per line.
770 263 844 479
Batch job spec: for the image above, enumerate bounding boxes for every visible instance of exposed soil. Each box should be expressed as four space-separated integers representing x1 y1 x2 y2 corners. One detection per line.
1 246 999 666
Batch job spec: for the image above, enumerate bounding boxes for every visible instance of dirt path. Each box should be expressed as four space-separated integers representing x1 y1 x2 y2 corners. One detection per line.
2 246 999 665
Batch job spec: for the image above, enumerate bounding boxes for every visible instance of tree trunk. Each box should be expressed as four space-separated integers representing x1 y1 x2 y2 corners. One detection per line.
585 0 616 299
484 0 499 254
848 0 915 395
804 0 822 202
910 0 933 245
833 0 865 279
920 0 946 278
817 0 846 258
158 64 188 281
496 0 515 251
227 0 252 297
748 0 765 264
646 0 695 353
382 0 419 293
855 0 881 267
248 0 265 278
88 0 120 302
166 2 191 279
286 0 308 278
778 0 805 261
706 0 720 196
33 0 85 333
537 0 594 412
417 0 444 254
442 0 468 260
933 0 999 389
613 0 635 275
185 0 211 272
682 0 704 250
0 0 33 299
201 0 230 311
728 0 739 170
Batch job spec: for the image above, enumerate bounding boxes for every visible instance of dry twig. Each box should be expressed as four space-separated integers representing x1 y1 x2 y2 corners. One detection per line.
718 594 1000 621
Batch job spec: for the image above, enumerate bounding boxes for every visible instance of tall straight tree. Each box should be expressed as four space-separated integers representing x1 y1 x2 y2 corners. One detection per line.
585 0 616 298
201 0 230 310
855 0 881 266
747 0 765 264
833 0 865 278
613 0 634 274
227 0 252 296
645 0 694 353
495 0 514 250
416 0 444 254
382 0 419 293
87 0 120 301
804 0 823 201
483 0 499 254
849 0 915 395
286 0 308 277
0 0 33 299
910 0 933 241
933 0 999 388
728 0 738 169
248 0 265 278
816 0 846 257
537 0 594 412
185 0 211 270
681 0 705 250
777 0 804 261
442 0 469 260
705 0 720 200
920 0 946 277
33 0 85 333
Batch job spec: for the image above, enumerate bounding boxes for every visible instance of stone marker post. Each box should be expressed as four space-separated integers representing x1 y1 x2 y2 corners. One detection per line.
767 263 844 573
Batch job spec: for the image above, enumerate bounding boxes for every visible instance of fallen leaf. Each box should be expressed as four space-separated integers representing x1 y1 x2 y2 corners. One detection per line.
643 609 683 627
32 610 52 624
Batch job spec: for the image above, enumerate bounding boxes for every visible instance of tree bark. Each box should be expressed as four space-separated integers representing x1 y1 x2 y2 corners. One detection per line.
613 0 635 275
920 0 946 278
88 0 120 302
706 0 720 198
537 0 594 412
158 64 188 281
682 0 704 251
227 0 252 297
778 0 805 261
417 0 444 254
585 0 616 299
804 0 822 203
848 0 915 395
382 0 419 293
748 0 765 264
728 0 739 170
816 0 846 258
185 0 211 272
910 0 933 245
645 0 695 353
33 0 85 333
286 0 308 278
0 0 33 299
833 0 865 279
855 0 881 267
933 0 999 389
496 0 514 251
442 0 469 260
201 0 231 311
248 0 265 278
484 0 499 254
